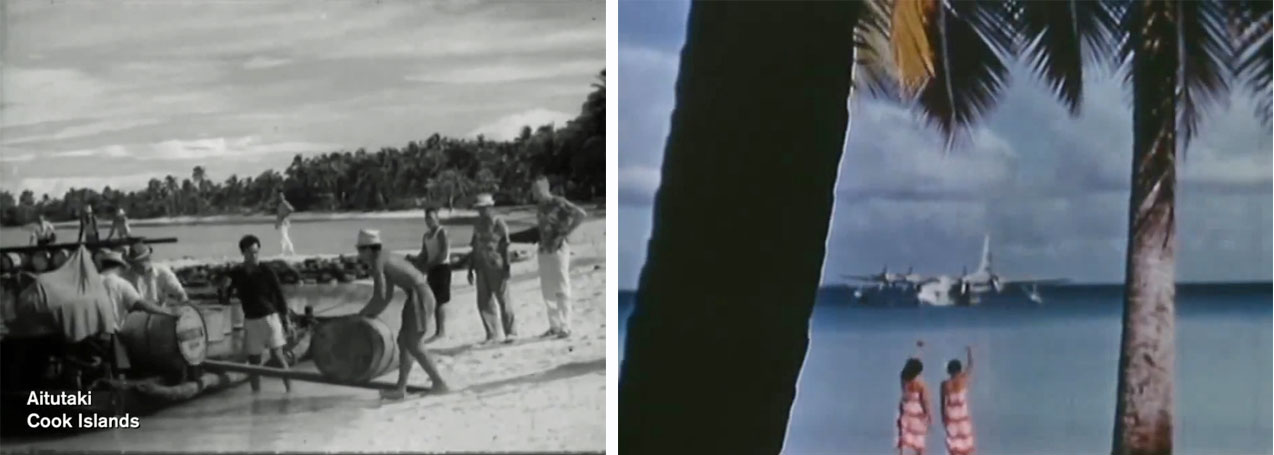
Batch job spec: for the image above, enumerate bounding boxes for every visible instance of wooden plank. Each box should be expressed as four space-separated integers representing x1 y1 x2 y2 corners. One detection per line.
0 237 178 254
201 359 431 393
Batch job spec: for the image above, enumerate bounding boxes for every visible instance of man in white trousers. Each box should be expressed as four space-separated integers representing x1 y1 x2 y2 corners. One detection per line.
531 175 587 339
275 190 296 256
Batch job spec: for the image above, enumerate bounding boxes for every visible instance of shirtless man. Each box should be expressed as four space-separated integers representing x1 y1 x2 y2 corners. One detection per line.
106 208 132 241
354 229 451 399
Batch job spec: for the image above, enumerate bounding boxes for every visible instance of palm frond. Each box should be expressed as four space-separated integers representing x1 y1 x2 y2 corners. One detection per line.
1017 0 1119 115
912 0 1015 149
855 0 903 101
1117 0 1233 152
891 0 938 97
1227 0 1272 123
1176 0 1233 148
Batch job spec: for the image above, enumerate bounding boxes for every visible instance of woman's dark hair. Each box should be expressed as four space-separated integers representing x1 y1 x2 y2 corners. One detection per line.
358 244 382 252
947 360 963 375
239 235 261 252
425 207 440 216
901 358 923 382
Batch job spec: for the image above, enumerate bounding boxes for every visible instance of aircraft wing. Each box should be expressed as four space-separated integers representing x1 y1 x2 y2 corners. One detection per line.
1000 277 1070 286
842 274 884 282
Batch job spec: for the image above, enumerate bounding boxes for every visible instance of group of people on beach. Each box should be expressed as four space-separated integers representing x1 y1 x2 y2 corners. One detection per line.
27 204 134 247
214 175 588 400
897 341 976 455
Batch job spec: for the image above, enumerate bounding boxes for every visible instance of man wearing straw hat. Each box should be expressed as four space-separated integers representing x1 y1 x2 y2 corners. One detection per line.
467 193 516 344
355 229 451 398
98 250 174 376
122 243 189 307
531 175 587 339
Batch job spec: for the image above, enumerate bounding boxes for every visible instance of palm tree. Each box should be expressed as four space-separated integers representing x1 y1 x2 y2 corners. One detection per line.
618 2 863 452
620 0 1268 453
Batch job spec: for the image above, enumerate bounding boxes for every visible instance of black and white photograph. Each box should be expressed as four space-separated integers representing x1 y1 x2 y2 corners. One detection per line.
0 0 605 452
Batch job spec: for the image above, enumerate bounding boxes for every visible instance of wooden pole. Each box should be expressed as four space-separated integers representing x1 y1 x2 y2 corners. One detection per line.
201 360 432 393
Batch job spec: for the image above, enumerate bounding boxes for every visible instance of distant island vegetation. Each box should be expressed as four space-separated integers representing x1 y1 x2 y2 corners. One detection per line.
0 71 605 228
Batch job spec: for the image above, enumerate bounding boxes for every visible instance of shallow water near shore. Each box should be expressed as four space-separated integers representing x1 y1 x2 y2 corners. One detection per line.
618 284 1273 455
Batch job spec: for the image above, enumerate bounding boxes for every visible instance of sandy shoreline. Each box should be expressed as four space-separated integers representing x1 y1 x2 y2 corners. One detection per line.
2 218 606 452
46 207 486 229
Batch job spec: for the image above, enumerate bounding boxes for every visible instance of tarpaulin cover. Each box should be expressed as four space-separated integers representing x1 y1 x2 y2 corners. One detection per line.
14 246 115 343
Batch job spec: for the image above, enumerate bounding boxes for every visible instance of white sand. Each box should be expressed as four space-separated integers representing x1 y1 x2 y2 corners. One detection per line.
2 219 606 452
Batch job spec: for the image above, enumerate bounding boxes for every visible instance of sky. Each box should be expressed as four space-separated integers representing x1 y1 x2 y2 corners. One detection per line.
618 0 1273 288
0 0 604 198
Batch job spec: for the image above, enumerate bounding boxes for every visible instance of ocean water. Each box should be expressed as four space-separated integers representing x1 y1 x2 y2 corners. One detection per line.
0 217 521 262
618 284 1273 455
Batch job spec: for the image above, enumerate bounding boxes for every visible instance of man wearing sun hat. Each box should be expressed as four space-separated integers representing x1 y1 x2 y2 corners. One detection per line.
355 228 451 399
467 193 516 344
98 250 174 327
122 243 189 307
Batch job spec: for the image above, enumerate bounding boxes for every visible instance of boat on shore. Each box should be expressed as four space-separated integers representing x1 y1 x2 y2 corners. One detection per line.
0 239 320 436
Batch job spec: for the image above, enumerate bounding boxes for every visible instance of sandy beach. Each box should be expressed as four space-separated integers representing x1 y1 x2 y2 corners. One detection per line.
3 218 606 452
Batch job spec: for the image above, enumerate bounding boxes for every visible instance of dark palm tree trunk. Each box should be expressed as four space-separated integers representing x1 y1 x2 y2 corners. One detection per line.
1113 2 1178 454
619 1 859 452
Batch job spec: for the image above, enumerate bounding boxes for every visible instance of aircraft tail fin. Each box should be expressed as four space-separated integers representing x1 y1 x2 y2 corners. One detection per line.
977 234 992 274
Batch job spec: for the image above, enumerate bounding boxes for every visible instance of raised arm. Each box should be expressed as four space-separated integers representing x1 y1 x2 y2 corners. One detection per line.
965 346 973 376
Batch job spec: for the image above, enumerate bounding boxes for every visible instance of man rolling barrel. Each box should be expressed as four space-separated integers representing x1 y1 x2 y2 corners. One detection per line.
216 235 293 393
355 229 451 399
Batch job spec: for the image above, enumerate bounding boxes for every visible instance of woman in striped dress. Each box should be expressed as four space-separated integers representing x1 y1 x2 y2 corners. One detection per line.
897 342 931 455
942 346 976 455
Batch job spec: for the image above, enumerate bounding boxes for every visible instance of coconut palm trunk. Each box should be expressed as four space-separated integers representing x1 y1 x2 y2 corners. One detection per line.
618 1 859 452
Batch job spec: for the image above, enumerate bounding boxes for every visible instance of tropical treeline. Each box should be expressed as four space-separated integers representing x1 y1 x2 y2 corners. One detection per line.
0 71 604 227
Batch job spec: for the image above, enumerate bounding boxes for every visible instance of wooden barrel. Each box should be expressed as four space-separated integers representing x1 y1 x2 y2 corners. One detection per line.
311 316 398 383
29 251 51 273
119 303 208 376
49 249 70 270
1 253 24 274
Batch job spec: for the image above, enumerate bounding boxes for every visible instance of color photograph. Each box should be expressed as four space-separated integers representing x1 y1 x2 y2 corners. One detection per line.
0 1 605 452
618 1 1271 454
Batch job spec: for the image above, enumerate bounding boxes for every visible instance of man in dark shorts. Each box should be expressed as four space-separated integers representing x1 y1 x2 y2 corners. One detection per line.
415 207 452 343
216 235 293 393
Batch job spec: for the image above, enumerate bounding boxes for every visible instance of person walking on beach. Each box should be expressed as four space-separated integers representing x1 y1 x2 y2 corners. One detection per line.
416 207 452 343
276 190 296 256
122 244 189 307
217 235 295 393
355 229 451 398
28 214 56 246
897 341 931 455
468 194 516 344
941 347 976 455
106 208 132 242
78 204 100 244
532 175 587 339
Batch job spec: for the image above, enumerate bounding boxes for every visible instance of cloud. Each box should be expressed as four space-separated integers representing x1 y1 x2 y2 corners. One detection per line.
5 1 602 198
619 166 662 205
10 172 172 197
243 56 292 70
466 109 575 141
405 59 603 85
